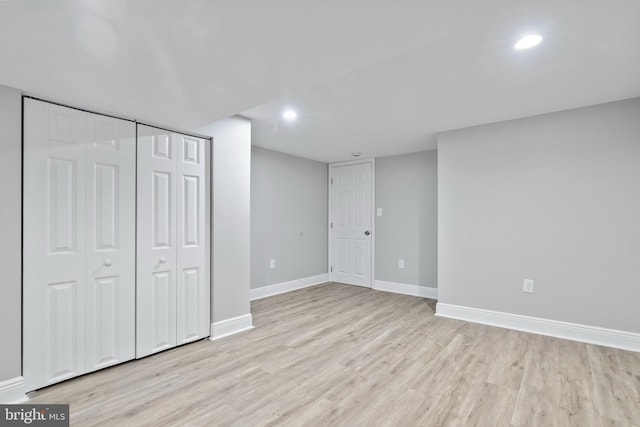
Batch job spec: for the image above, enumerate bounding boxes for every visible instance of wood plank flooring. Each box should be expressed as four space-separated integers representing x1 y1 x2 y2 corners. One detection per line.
29 283 640 426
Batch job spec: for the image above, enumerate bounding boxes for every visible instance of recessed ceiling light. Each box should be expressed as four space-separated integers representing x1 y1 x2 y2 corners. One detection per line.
514 34 542 50
283 110 297 120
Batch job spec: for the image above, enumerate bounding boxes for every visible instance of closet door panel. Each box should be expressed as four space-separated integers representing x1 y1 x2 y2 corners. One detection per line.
136 125 178 358
176 134 210 344
24 99 87 391
85 114 136 370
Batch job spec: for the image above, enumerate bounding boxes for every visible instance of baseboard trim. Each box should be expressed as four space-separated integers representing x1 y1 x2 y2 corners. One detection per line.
210 314 254 341
0 376 28 404
436 303 640 352
250 273 329 301
373 280 438 300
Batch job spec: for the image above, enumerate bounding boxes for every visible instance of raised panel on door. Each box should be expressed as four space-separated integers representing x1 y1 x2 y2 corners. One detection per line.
47 281 80 382
136 125 178 358
337 238 349 274
85 114 136 370
176 134 210 344
330 162 373 288
90 276 119 367
151 270 174 351
24 99 87 391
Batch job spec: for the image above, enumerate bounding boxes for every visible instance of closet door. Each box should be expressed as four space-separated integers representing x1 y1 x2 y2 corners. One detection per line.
136 125 178 357
137 125 210 357
176 134 210 344
24 100 87 392
23 99 136 392
85 113 136 370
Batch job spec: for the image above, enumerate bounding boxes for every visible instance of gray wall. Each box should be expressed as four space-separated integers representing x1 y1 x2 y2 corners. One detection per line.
0 85 22 382
251 146 328 288
196 117 252 323
375 150 438 287
438 98 640 333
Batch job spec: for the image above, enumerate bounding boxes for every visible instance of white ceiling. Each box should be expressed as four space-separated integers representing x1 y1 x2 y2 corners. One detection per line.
1 1 639 163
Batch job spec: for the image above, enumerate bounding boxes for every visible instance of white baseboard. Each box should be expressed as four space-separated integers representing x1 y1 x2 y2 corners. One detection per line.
436 303 640 353
210 314 254 341
250 273 329 301
0 376 28 404
373 280 438 300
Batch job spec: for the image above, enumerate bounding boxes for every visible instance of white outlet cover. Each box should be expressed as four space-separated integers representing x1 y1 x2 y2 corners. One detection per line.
270 260 276 269
398 259 405 269
377 208 383 217
523 279 534 293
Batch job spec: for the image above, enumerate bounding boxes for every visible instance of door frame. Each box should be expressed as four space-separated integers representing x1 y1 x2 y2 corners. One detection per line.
328 158 375 288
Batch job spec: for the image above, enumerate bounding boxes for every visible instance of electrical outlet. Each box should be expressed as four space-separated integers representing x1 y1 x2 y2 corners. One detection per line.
523 279 534 293
377 208 383 217
270 259 276 269
398 259 405 269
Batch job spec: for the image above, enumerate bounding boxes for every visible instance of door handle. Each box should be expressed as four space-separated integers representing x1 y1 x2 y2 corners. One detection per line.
364 230 370 236
103 259 112 267
158 257 166 264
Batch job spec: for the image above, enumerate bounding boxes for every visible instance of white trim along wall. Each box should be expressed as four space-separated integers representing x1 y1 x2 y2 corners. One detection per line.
0 377 28 404
436 303 640 352
373 281 438 300
249 275 439 301
251 274 329 301
210 314 254 341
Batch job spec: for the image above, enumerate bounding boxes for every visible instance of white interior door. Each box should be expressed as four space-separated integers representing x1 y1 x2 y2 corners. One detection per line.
175 134 210 344
137 125 178 357
137 126 210 358
84 113 136 371
24 100 86 392
329 161 373 287
24 99 136 392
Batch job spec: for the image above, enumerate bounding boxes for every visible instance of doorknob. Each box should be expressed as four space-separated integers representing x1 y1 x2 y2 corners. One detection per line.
364 230 370 236
103 259 112 267
158 257 166 264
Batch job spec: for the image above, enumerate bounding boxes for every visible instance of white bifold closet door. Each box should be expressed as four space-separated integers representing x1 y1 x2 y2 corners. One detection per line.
136 124 210 358
23 99 136 392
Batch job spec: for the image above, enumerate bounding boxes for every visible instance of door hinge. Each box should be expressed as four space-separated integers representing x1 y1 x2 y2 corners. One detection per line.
331 266 333 273
330 222 333 229
331 178 333 185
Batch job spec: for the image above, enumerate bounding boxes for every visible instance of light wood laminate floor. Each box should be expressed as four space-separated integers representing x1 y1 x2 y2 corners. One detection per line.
29 283 640 426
